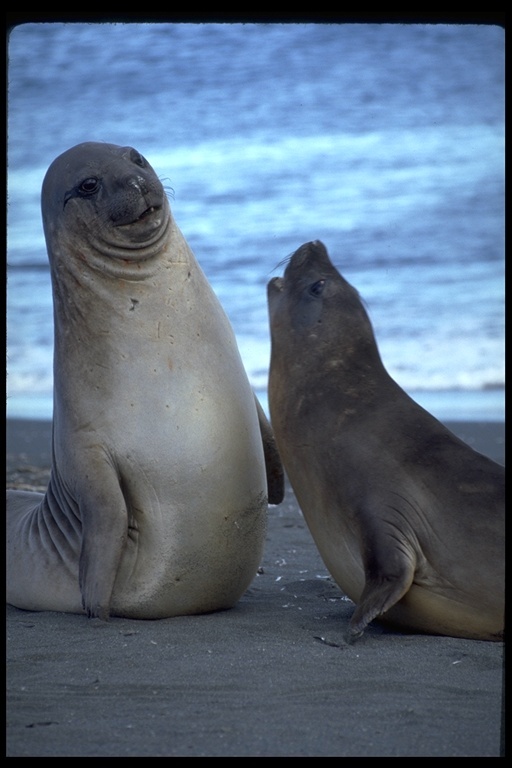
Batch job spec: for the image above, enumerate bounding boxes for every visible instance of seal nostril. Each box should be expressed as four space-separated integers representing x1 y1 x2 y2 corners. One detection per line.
127 175 149 195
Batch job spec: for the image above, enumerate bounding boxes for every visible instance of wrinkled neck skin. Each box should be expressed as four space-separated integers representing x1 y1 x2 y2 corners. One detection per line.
49 201 190 334
47 202 230 430
47 196 178 282
269 319 390 428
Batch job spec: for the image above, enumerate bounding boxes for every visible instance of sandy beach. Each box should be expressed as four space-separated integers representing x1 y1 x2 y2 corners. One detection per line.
6 418 505 757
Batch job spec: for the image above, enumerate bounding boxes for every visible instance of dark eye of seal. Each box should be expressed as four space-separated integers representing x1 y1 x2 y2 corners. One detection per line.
64 177 101 207
78 177 100 196
309 279 326 297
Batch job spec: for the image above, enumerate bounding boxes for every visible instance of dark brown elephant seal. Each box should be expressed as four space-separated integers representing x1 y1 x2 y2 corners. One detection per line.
7 141 283 621
267 240 504 642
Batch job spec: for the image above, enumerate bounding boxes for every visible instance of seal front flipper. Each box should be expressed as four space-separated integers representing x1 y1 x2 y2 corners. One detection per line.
347 523 416 642
254 395 285 505
78 479 128 621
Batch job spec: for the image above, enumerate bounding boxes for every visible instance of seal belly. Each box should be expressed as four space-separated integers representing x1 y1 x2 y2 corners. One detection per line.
110 491 267 618
104 387 268 616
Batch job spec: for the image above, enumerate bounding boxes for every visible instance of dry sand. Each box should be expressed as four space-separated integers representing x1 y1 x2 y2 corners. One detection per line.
6 418 505 756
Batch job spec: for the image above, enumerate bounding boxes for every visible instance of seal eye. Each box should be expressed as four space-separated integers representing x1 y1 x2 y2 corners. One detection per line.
78 177 100 196
309 279 326 297
130 149 147 168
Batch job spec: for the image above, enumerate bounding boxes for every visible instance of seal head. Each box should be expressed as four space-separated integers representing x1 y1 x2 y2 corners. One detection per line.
42 142 172 277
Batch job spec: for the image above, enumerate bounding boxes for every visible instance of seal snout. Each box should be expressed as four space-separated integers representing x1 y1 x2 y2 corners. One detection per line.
113 175 165 228
286 240 329 273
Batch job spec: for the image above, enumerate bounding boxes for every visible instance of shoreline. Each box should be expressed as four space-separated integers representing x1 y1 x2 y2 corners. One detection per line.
6 417 505 483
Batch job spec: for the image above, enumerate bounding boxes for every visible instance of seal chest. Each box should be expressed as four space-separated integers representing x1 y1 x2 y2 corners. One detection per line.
7 142 283 620
267 240 504 642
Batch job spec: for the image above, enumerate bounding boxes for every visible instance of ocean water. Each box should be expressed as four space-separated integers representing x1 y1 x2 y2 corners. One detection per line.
7 22 505 421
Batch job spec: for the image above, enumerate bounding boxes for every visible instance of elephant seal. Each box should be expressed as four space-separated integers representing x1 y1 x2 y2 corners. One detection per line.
7 141 283 621
267 240 504 642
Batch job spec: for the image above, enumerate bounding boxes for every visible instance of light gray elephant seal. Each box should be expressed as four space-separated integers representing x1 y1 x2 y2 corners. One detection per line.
267 240 504 642
7 141 283 621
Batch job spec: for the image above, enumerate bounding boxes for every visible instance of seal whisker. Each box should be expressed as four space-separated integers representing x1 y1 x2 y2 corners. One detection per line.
158 177 175 199
269 252 294 275
161 184 175 201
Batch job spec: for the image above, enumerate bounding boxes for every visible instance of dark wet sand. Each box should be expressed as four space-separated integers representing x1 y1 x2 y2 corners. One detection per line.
6 418 505 756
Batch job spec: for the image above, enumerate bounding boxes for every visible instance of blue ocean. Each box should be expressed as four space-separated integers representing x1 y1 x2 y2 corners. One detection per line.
7 22 505 421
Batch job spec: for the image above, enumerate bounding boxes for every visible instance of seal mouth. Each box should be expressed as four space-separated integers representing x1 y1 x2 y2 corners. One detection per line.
136 205 161 222
93 203 172 265
117 204 163 227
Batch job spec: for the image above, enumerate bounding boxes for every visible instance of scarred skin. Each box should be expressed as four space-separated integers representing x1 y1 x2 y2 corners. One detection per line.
267 240 504 642
7 142 283 620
